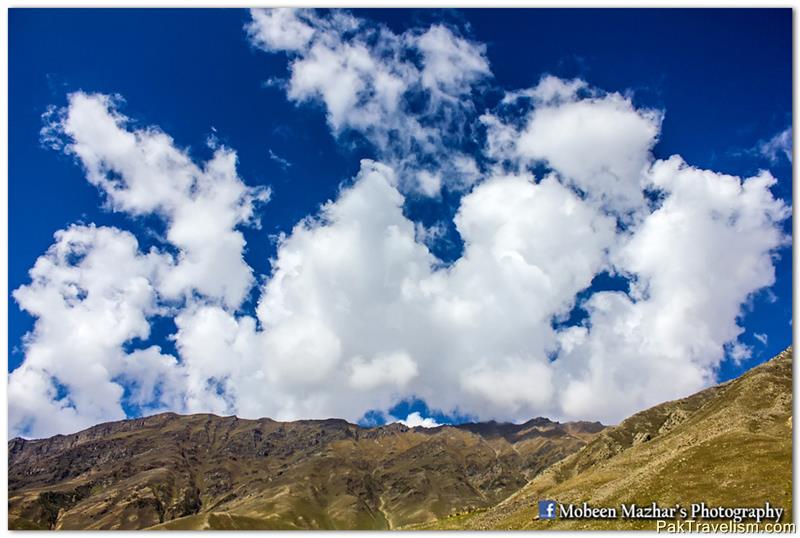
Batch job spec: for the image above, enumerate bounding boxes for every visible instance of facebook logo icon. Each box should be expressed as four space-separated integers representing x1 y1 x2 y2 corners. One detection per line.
538 500 557 519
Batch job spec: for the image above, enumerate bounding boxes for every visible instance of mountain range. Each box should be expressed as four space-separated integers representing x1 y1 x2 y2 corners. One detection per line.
8 408 602 529
8 347 792 530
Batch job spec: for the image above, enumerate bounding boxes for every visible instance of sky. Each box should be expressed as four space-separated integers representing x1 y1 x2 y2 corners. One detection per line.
8 8 793 438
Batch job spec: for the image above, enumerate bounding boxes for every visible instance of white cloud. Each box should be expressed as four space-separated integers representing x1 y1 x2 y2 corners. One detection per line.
9 9 792 438
47 92 269 310
758 126 792 163
396 411 440 428
554 157 789 422
502 75 588 105
268 148 292 170
727 341 752 364
349 352 419 390
462 357 554 414
246 8 489 195
485 76 661 217
414 24 490 99
416 170 442 197
9 225 180 437
754 332 768 346
245 7 315 53
236 164 615 422
414 221 447 249
12 91 271 437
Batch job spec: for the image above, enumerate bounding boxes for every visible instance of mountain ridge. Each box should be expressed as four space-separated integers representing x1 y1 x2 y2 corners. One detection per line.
8 410 603 530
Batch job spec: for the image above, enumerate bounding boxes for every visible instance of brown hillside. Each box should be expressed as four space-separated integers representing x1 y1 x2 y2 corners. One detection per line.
419 347 793 530
8 413 601 530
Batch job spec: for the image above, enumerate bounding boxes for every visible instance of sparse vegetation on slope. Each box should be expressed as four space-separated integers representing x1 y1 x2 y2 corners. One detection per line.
416 347 793 530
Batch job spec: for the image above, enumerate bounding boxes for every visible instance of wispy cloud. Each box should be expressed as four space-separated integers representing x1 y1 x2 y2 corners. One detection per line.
246 8 490 196
268 148 292 170
758 126 792 163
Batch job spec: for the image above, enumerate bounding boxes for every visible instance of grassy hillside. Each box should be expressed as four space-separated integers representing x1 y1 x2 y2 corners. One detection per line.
416 347 793 530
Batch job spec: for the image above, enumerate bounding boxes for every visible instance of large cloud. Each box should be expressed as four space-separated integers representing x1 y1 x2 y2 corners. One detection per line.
9 9 791 437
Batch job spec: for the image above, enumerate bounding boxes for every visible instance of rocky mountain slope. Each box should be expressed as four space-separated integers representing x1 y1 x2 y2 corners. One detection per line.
418 347 793 530
8 413 602 530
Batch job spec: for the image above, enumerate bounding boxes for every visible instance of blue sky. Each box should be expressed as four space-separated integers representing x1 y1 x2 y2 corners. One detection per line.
8 9 792 436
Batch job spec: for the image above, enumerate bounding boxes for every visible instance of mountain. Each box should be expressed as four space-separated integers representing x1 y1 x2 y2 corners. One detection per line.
418 347 793 530
9 348 791 531
8 413 602 530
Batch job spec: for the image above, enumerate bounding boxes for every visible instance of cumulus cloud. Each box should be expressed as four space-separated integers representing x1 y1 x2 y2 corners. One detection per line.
43 92 270 310
12 92 271 437
396 412 441 428
9 225 178 436
554 157 789 420
9 9 791 437
484 75 661 218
